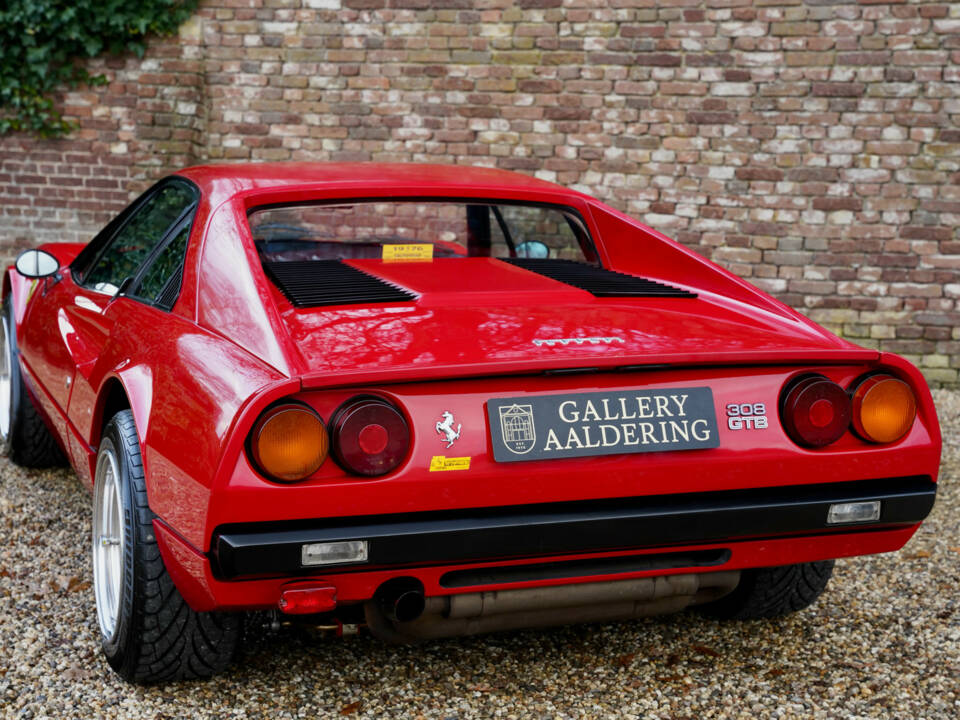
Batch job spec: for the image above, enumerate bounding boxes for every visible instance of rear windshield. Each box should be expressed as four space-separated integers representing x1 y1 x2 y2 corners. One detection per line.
248 201 597 264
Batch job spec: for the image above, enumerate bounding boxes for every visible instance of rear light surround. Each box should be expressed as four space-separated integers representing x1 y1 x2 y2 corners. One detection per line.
249 402 329 482
849 373 917 444
779 375 852 448
330 395 411 476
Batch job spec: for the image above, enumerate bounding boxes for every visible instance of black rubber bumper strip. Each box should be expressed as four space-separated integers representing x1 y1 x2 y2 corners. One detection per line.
211 476 936 579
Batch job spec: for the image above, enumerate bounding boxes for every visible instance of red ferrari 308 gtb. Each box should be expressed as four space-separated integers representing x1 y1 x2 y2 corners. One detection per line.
2 164 940 683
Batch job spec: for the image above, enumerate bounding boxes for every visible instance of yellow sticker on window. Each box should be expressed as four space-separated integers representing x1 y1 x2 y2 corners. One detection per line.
429 456 471 472
382 244 434 262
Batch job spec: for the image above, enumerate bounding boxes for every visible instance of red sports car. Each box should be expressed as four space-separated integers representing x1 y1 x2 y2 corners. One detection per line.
2 164 940 683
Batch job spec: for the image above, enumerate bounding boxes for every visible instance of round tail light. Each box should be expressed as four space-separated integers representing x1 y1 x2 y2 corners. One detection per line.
251 404 328 482
331 397 410 476
780 376 851 448
851 374 916 444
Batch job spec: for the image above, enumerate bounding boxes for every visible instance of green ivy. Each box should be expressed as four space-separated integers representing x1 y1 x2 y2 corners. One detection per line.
0 0 199 138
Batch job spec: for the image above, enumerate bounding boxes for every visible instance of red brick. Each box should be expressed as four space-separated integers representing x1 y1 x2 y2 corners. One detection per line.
634 53 683 66
901 227 953 242
812 82 866 97
812 198 862 211
735 167 784 182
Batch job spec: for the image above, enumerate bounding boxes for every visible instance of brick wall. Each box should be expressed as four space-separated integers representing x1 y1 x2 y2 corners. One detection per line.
1 0 958 384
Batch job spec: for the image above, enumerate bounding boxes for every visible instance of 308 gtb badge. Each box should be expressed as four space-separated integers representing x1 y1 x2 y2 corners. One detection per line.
726 402 769 431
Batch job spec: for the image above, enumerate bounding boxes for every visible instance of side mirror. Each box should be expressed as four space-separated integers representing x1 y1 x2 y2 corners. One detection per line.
15 249 60 279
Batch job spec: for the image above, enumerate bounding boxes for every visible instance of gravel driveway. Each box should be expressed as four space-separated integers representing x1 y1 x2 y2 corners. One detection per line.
1 392 957 720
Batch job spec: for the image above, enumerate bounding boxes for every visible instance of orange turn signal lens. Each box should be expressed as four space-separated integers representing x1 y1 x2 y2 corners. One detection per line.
851 375 917 444
251 404 328 481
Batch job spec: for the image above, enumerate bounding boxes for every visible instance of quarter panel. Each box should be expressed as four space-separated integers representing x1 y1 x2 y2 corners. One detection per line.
77 298 285 547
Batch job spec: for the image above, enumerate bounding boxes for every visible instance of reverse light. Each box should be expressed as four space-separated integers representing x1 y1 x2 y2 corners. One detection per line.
827 501 881 525
251 403 328 482
850 374 917 444
780 376 851 448
301 540 369 567
331 396 410 476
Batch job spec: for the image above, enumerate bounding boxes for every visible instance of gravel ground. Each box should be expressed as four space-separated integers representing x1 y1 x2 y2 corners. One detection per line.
1 392 957 720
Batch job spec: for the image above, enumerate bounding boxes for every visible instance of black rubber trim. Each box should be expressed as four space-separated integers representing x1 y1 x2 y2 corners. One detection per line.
211 476 935 580
439 549 731 588
501 258 696 298
263 259 417 307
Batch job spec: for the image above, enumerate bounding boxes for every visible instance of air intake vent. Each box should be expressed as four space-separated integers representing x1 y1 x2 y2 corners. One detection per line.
502 258 696 298
156 267 182 310
263 260 417 308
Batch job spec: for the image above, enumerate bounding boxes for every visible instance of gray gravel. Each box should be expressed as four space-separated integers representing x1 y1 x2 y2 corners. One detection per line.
1 392 958 720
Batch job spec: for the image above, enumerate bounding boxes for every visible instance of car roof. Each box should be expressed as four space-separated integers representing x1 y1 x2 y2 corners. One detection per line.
174 162 586 206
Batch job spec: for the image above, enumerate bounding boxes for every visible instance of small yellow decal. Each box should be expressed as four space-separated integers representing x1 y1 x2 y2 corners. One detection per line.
382 243 433 262
429 456 471 472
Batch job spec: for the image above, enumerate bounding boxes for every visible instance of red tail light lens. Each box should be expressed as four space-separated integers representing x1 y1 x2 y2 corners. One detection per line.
331 397 410 476
850 374 916 444
780 376 851 448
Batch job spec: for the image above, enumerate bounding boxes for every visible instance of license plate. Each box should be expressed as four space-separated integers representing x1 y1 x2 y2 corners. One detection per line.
488 387 719 463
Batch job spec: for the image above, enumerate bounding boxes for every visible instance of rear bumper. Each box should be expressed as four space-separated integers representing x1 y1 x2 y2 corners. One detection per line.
211 475 935 580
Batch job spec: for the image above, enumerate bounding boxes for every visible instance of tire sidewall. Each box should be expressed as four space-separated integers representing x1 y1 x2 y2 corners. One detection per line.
96 421 140 673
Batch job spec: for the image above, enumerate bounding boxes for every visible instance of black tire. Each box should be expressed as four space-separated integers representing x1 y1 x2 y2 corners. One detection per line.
0 297 66 467
95 410 241 683
700 561 835 620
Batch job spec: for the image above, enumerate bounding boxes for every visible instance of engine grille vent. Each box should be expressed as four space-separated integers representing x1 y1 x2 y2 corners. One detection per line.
263 260 417 308
502 258 696 298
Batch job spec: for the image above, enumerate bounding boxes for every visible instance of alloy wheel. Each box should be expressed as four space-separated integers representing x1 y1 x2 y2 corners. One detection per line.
92 444 124 640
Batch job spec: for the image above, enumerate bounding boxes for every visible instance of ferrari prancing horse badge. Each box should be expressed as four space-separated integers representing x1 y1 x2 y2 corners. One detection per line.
436 411 461 448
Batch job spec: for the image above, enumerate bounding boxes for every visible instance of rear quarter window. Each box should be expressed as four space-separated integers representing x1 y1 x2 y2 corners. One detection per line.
82 181 197 296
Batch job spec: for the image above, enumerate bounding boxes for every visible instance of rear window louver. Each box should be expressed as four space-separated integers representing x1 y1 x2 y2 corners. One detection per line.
263 260 417 308
502 258 696 298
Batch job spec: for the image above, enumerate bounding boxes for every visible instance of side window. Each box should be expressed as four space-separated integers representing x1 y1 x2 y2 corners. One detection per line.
83 183 196 295
132 224 190 309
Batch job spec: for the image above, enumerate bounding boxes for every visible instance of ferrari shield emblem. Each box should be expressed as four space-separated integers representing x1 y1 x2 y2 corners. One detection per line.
498 404 536 454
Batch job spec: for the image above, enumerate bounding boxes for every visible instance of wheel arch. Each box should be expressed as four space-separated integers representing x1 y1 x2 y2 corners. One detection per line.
92 366 154 449
93 377 133 451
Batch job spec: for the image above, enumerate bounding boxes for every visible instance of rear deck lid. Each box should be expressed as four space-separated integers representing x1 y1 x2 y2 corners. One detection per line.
264 258 878 385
